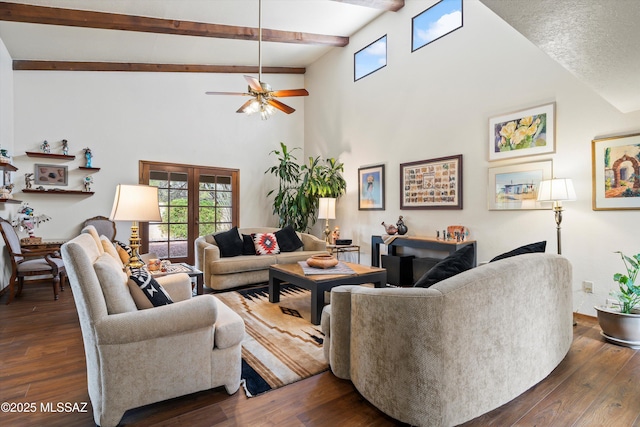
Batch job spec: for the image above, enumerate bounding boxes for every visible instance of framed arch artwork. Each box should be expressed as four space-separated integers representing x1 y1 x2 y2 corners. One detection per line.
592 132 640 210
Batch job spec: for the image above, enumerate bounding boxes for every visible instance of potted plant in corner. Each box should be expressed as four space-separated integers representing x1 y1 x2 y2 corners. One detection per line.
595 251 640 349
265 142 346 233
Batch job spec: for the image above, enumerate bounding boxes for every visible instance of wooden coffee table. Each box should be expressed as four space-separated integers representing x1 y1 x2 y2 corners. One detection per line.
269 262 387 325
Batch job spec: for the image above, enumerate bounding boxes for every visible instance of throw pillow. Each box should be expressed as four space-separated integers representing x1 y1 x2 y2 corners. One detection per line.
490 241 546 262
253 232 280 255
94 254 136 314
114 240 133 265
214 227 243 258
274 225 304 252
242 234 256 255
128 268 173 307
414 245 475 288
101 236 123 267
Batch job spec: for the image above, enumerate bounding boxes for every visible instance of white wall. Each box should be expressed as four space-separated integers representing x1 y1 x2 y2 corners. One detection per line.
0 37 14 290
305 0 640 316
8 71 304 284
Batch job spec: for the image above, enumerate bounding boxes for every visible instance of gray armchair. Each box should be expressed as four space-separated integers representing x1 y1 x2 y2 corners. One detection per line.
61 228 245 427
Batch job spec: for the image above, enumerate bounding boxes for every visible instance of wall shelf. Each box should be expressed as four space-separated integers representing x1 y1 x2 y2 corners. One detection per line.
0 198 22 204
22 189 93 196
0 162 18 172
25 151 76 161
79 166 100 171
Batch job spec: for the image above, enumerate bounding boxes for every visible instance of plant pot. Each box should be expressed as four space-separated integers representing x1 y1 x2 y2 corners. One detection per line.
594 306 640 349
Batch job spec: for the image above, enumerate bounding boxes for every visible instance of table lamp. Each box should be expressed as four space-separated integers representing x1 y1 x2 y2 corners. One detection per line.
109 184 161 268
536 178 576 255
317 197 336 244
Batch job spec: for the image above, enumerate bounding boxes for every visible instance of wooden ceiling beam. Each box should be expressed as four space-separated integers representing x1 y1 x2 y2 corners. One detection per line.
12 60 306 74
331 0 404 12
0 2 348 47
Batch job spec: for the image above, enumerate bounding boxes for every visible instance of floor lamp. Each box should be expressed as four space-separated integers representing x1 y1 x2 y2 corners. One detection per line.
109 184 162 268
536 178 576 255
317 197 336 244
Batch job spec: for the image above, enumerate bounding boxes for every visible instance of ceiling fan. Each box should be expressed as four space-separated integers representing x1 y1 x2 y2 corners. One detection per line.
205 0 309 119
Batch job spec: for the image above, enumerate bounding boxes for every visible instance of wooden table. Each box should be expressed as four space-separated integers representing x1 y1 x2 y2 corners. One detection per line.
269 262 387 325
371 235 477 267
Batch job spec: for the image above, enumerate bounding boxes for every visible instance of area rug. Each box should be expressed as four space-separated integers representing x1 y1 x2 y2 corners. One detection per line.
215 284 329 397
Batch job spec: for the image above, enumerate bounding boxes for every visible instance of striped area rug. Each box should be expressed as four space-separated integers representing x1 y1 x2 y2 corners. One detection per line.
215 284 329 397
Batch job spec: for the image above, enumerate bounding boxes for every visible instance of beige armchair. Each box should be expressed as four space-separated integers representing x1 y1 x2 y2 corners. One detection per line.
61 228 245 427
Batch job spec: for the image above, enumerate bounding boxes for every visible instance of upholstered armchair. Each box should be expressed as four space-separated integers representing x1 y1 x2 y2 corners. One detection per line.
61 227 245 427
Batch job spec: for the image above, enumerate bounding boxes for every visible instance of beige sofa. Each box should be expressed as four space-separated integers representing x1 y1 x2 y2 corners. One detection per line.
62 227 245 427
321 253 573 427
195 227 327 291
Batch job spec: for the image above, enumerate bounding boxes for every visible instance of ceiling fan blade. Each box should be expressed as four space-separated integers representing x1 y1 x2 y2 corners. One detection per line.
244 75 265 93
205 91 249 96
271 89 309 97
267 99 295 114
236 99 256 113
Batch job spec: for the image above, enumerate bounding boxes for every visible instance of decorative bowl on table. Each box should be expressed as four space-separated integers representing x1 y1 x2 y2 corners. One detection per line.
306 254 339 269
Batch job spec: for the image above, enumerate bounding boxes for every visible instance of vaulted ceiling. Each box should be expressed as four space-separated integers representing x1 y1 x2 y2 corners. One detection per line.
0 0 638 113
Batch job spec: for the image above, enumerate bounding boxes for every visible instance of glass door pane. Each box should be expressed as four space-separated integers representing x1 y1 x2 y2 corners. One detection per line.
149 169 189 262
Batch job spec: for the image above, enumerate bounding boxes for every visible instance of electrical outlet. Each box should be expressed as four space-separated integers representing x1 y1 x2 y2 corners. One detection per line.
582 280 594 293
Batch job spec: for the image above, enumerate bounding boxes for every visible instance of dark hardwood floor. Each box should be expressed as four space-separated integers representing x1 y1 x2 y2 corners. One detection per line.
1 281 638 427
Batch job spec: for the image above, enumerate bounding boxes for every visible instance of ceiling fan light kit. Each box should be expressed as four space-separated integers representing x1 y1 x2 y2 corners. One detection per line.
206 0 309 120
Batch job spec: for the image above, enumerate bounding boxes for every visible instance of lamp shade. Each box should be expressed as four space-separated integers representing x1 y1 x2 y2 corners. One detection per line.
317 197 336 220
109 184 161 222
536 178 576 202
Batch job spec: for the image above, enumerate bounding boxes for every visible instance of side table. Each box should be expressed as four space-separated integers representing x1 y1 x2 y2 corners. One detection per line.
326 244 361 263
149 263 204 295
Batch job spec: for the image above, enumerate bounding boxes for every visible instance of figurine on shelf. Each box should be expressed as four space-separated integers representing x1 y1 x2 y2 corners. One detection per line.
382 221 398 235
61 139 69 155
83 147 92 168
396 216 408 235
83 175 93 192
0 183 13 199
41 140 51 154
0 148 9 163
11 202 51 239
25 173 34 189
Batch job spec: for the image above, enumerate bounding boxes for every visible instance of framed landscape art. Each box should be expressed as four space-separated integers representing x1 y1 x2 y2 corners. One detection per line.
592 132 640 210
488 160 552 210
489 102 555 161
358 164 385 210
400 155 462 210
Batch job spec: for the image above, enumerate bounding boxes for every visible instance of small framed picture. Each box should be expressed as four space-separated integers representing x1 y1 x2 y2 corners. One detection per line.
488 160 553 210
358 164 385 210
35 164 68 186
592 132 640 210
400 155 462 210
489 102 555 161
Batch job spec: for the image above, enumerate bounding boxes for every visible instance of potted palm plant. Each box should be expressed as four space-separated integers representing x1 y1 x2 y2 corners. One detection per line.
595 251 640 349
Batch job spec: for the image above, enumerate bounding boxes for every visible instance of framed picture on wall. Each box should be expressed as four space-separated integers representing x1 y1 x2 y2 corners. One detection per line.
489 102 555 161
34 164 68 186
592 132 640 210
488 160 553 210
358 164 385 210
400 155 462 210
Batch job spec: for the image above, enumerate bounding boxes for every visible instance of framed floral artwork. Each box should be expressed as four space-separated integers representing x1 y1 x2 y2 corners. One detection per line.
592 132 640 210
489 102 555 161
488 160 553 210
358 164 385 210
400 155 462 210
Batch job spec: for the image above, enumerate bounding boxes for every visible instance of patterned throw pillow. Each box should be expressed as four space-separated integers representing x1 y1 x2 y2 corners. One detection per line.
128 268 173 307
253 233 280 255
114 240 133 265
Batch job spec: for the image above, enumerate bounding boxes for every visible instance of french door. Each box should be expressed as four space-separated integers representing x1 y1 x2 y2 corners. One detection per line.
139 161 239 265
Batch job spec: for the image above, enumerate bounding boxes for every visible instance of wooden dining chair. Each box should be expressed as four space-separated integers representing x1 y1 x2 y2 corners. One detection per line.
0 218 67 304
